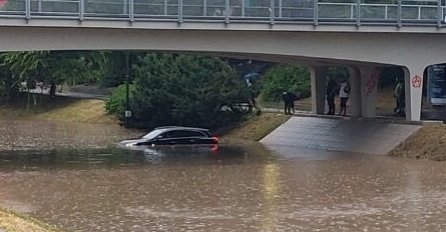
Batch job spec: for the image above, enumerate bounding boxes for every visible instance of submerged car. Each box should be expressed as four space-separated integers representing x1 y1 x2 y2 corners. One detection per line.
118 126 218 149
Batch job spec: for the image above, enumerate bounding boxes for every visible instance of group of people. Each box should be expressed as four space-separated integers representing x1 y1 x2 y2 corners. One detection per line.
326 79 350 116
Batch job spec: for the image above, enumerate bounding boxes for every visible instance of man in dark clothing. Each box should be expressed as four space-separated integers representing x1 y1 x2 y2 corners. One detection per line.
282 92 291 115
326 79 337 115
394 78 405 116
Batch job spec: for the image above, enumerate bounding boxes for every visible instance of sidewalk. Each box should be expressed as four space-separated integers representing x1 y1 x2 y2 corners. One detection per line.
260 115 422 156
29 85 109 100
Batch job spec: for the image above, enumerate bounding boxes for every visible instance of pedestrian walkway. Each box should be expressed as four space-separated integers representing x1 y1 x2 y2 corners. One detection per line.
260 116 422 156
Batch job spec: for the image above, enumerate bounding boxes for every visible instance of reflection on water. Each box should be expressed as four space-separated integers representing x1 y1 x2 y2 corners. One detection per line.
1 120 446 231
0 119 141 151
0 144 270 171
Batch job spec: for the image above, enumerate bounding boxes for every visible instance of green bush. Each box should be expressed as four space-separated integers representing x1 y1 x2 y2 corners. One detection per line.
105 84 134 118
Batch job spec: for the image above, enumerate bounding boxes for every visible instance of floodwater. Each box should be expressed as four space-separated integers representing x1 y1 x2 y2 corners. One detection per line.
1 120 446 231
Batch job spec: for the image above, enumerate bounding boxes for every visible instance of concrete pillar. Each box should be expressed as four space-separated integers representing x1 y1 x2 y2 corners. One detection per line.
348 67 361 117
403 64 426 121
358 66 380 118
310 66 328 114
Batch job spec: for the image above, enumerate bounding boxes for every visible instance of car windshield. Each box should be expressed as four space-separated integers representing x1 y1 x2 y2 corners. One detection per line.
141 129 166 140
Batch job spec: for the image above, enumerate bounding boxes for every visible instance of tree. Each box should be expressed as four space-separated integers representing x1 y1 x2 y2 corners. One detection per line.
0 50 107 92
0 51 107 108
260 64 311 102
106 53 250 129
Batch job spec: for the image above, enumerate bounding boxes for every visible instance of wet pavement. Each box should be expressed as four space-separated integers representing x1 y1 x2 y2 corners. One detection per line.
261 116 421 155
0 120 445 231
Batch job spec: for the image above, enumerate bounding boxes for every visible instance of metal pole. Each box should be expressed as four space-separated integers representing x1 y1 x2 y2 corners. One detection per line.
203 0 207 16
356 0 360 26
125 52 131 125
38 0 42 12
397 0 402 27
126 53 130 109
178 0 183 23
242 0 245 17
164 0 168 15
225 0 229 24
25 0 31 20
278 0 282 18
79 0 84 21
270 0 274 25
437 0 442 27
123 0 127 15
313 0 318 26
129 0 134 21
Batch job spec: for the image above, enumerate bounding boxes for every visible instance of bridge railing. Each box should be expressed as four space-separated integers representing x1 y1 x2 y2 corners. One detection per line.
0 0 445 26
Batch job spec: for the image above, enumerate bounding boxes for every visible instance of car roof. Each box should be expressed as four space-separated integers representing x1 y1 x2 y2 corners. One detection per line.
154 126 210 132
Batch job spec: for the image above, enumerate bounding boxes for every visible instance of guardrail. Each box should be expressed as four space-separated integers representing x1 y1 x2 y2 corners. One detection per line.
0 0 445 27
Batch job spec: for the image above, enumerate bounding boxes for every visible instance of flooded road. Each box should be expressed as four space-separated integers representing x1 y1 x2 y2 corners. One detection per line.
0 120 446 231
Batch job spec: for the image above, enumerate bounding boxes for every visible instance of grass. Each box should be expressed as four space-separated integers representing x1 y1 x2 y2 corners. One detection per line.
0 207 58 232
0 94 116 124
224 112 291 141
389 123 446 161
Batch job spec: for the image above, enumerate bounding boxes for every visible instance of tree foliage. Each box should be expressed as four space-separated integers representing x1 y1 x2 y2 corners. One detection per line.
260 64 311 102
105 83 134 116
107 53 250 129
0 51 106 100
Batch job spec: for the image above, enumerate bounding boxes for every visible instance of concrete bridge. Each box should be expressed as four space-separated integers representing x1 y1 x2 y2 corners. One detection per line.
0 0 445 121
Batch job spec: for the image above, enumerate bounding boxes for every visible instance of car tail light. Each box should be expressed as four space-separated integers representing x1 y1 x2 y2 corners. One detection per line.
211 144 219 153
211 137 219 144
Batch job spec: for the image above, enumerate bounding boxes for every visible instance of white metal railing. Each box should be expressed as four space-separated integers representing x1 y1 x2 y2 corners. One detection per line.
0 0 445 27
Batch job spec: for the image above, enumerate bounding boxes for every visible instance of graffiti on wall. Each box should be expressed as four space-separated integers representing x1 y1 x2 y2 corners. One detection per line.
365 68 380 97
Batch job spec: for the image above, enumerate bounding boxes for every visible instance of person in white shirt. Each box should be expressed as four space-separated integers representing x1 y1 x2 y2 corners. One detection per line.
338 80 350 116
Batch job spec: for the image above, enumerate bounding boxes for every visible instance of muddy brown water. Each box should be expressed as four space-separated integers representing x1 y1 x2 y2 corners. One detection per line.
0 120 446 231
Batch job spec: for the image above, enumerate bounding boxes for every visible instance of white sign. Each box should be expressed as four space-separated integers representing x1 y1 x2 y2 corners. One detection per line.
125 110 132 118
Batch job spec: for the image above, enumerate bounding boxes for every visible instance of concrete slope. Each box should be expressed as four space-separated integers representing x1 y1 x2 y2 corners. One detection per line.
260 116 421 156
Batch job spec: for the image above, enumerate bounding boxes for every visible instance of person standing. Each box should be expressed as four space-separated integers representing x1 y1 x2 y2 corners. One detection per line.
282 92 291 115
394 78 405 116
326 79 337 115
338 80 350 116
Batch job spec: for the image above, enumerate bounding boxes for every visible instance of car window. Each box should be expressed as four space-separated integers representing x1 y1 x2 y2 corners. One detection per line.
159 131 176 138
142 129 166 139
159 130 207 138
178 130 207 137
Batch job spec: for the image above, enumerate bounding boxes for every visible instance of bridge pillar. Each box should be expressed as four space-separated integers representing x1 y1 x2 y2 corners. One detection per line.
403 64 426 121
348 67 361 117
310 66 328 114
358 66 379 118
